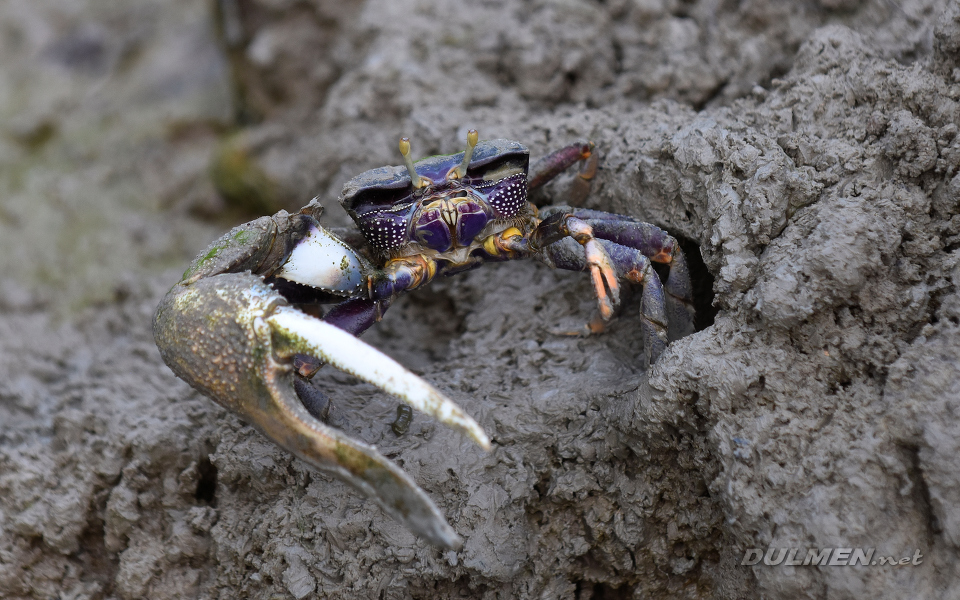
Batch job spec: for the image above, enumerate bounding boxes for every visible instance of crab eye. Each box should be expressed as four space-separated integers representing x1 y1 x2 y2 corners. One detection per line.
480 163 524 182
462 152 528 185
347 186 413 216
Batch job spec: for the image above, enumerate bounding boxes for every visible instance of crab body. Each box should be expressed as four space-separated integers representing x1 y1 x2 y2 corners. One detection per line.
344 139 529 256
154 132 695 550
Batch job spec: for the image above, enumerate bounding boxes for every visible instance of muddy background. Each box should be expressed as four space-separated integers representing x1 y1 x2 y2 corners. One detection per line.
2 0 960 598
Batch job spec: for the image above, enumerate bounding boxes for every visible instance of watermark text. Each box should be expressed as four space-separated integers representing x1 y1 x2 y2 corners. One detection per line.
741 548 923 567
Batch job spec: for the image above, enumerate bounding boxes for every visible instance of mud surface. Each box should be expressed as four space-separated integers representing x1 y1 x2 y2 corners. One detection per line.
2 0 959 598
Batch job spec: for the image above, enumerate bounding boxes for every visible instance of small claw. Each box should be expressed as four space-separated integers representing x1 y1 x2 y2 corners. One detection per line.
583 239 620 320
269 307 491 451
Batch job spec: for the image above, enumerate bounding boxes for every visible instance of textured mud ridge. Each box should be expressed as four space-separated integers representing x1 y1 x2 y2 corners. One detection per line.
2 0 959 598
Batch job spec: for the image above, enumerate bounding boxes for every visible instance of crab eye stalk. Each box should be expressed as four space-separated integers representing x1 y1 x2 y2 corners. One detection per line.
450 128 479 180
399 137 425 189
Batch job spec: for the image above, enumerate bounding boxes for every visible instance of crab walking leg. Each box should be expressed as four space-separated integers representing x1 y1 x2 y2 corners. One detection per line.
580 217 694 338
268 307 491 451
547 207 693 305
539 237 670 366
541 206 696 338
659 247 694 338
597 240 669 366
566 150 599 207
527 140 595 193
529 212 621 320
322 296 393 336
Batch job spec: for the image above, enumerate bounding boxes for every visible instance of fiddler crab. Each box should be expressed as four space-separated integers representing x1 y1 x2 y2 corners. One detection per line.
154 131 694 550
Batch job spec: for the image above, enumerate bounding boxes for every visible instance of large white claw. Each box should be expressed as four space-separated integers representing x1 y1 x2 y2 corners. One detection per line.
156 271 478 548
268 306 491 451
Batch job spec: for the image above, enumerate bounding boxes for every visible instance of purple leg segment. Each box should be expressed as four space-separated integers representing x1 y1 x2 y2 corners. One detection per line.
528 212 621 319
367 256 439 301
584 218 694 339
542 206 696 339
542 237 669 366
528 141 596 205
293 377 332 421
322 297 392 337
